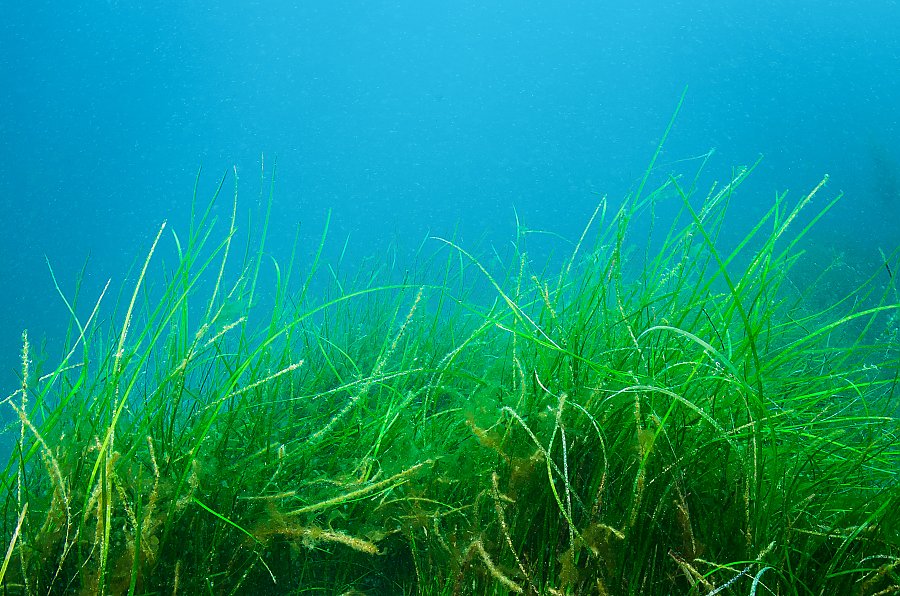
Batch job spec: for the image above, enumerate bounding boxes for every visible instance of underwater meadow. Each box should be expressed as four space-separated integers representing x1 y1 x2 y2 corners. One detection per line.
2 123 900 595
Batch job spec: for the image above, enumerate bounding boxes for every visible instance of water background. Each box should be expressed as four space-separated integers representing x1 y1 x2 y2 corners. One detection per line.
2 0 899 395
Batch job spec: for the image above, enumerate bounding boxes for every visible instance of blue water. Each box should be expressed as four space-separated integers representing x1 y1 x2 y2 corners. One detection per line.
2 0 899 393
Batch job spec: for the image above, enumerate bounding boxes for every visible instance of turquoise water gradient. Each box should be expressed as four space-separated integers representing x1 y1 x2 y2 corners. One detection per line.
1 0 899 392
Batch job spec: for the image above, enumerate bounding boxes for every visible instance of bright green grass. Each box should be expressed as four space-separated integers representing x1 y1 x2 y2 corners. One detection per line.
2 139 899 593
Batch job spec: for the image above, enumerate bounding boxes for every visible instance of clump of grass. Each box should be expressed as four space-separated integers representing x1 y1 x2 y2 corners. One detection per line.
2 136 899 593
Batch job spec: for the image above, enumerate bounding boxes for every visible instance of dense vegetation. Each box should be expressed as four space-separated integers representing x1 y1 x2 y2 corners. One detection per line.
2 132 899 594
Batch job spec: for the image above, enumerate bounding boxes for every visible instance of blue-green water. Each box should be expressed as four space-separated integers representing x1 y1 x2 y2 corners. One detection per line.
2 0 899 394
